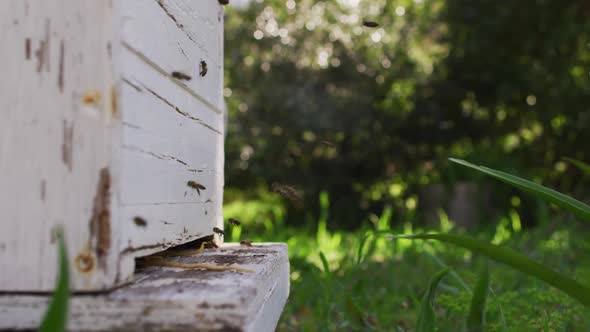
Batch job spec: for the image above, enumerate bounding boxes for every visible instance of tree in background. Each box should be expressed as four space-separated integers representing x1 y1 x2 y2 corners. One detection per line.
224 0 590 228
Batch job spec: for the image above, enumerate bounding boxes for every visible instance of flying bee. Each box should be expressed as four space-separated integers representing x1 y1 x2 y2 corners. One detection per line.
271 183 303 207
133 216 147 227
240 240 253 247
321 140 336 147
213 227 225 237
228 218 241 226
362 20 379 28
199 61 208 77
187 180 206 195
171 71 192 81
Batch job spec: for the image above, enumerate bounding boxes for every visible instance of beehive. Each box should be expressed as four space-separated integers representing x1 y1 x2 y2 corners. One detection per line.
0 0 225 291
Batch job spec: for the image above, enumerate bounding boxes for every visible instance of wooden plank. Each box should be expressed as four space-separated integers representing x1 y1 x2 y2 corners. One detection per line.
119 44 223 136
116 33 225 260
0 0 226 292
0 0 119 291
0 244 290 332
119 0 224 111
119 145 220 205
118 201 221 258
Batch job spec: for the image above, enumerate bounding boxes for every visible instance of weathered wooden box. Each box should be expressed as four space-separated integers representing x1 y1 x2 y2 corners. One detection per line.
0 0 225 291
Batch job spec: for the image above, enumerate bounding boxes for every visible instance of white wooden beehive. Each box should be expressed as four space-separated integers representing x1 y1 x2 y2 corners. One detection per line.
0 0 226 292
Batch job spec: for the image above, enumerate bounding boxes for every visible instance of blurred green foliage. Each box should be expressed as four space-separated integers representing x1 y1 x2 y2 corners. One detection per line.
222 2 590 329
224 0 590 228
223 194 590 331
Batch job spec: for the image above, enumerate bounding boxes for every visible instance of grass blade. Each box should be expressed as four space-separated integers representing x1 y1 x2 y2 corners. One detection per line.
563 157 590 175
415 268 449 332
466 261 490 332
392 233 590 307
422 246 471 293
319 251 331 277
449 158 590 222
356 233 372 265
40 226 70 332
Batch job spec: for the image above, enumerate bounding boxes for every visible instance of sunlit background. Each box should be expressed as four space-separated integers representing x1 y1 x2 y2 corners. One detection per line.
221 0 590 330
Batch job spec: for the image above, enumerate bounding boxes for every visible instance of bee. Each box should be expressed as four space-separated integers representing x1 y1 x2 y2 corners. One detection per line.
199 61 208 77
171 71 192 81
321 140 336 147
218 0 229 4
362 20 379 28
240 240 253 247
187 180 206 195
228 218 241 226
271 183 303 207
213 227 225 237
133 216 147 227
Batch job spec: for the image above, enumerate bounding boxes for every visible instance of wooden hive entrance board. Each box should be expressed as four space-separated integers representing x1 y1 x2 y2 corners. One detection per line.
0 244 290 332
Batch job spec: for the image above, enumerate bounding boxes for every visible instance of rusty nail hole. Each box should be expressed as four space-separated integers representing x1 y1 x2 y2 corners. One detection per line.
82 90 101 105
75 253 94 273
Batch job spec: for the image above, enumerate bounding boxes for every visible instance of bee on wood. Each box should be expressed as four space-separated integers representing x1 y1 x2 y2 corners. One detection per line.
228 218 241 226
199 61 208 77
362 21 379 28
133 216 147 227
187 180 206 195
240 240 253 247
213 227 224 237
171 71 192 81
272 183 303 207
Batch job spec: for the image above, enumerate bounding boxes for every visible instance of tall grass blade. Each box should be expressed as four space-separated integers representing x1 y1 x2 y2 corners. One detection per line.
563 157 590 175
40 226 70 332
489 287 507 332
449 158 590 222
319 251 331 277
392 233 590 307
423 246 471 293
466 261 490 332
356 233 372 265
415 268 449 332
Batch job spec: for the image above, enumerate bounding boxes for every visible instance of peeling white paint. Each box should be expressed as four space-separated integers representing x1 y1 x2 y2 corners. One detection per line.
0 0 225 292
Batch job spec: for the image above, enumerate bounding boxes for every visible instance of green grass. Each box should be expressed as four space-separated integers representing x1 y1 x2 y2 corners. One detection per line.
224 197 590 331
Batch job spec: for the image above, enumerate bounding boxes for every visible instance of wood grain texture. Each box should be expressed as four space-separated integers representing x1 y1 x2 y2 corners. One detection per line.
115 0 226 269
0 244 290 332
0 0 119 291
0 0 225 291
119 0 224 112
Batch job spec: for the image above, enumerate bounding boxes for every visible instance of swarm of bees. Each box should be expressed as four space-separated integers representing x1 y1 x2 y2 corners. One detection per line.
209 217 254 248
